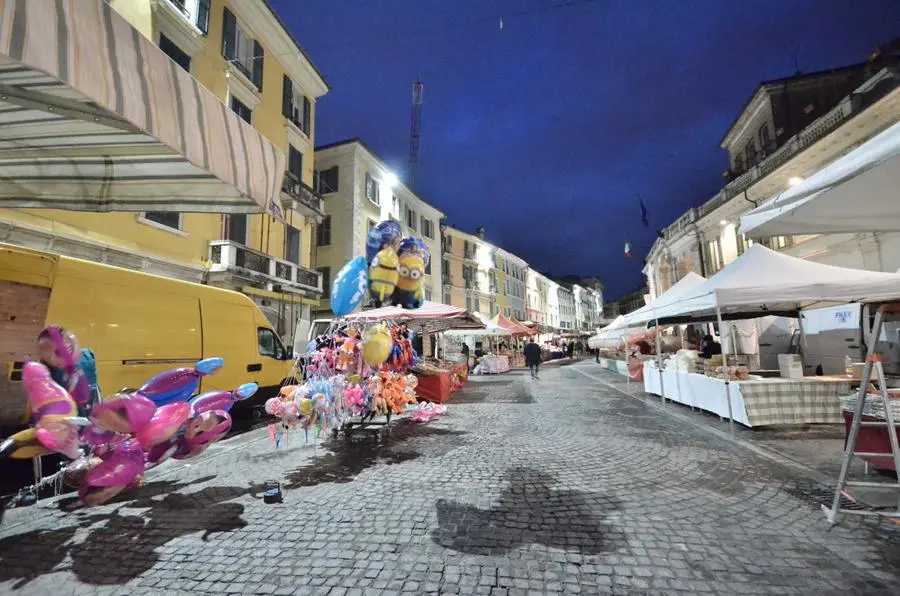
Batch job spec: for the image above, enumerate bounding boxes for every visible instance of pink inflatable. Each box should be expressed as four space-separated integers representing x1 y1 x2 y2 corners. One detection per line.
91 392 156 434
22 362 80 459
173 410 232 460
79 439 145 506
134 402 191 449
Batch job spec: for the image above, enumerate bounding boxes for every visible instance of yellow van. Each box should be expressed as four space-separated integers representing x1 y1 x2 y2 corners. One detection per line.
0 243 296 426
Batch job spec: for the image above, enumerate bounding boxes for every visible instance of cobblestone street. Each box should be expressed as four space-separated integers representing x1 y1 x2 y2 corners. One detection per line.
2 361 900 595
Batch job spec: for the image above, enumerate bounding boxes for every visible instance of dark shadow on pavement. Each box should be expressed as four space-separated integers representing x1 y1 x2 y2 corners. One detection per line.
283 418 466 489
0 476 266 588
431 467 624 556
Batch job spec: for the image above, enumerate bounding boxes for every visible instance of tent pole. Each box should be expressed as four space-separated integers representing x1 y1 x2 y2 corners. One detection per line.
655 319 665 404
797 313 809 372
623 334 630 393
717 305 735 438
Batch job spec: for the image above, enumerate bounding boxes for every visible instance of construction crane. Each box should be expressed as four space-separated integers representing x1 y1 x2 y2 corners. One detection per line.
408 80 424 190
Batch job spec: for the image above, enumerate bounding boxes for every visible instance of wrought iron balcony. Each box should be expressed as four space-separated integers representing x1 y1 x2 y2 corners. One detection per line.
281 172 324 219
209 240 322 294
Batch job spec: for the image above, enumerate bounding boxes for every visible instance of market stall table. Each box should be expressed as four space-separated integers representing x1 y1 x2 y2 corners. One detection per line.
479 355 510 374
644 361 853 427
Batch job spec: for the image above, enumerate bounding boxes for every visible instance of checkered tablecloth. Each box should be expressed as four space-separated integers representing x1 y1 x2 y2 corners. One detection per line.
840 393 900 420
738 378 852 426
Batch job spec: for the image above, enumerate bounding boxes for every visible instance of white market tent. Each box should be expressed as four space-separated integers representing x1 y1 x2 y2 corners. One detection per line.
587 315 625 349
631 244 900 325
740 120 900 237
444 312 510 338
617 272 707 327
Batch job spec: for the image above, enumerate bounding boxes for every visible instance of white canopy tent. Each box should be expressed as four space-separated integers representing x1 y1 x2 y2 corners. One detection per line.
740 120 900 237
627 244 900 325
617 272 707 327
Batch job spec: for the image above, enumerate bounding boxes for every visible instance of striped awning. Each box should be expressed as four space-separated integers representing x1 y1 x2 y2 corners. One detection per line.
343 301 485 333
0 0 285 218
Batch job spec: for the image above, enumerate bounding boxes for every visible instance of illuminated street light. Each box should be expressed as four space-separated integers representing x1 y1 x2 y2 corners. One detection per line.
384 171 399 188
788 176 804 187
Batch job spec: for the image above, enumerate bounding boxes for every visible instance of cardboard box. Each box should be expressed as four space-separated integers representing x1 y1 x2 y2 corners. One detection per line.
778 354 804 379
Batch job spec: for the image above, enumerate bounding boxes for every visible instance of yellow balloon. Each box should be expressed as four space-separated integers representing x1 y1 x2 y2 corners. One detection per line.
298 398 313 416
363 324 393 367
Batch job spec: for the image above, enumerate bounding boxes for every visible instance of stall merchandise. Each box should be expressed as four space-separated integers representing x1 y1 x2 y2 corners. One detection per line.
1 336 257 508
478 355 510 375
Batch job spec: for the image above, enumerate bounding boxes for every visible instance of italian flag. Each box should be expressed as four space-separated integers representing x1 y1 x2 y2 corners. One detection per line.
624 241 633 258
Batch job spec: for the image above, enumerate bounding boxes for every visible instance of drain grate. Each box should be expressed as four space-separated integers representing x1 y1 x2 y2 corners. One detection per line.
784 482 866 511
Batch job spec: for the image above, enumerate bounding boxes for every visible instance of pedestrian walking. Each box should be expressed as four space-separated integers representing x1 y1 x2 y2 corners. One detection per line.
567 341 574 359
524 338 541 379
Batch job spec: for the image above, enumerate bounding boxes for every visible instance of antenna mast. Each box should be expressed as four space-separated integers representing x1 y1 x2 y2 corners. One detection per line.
408 80 424 190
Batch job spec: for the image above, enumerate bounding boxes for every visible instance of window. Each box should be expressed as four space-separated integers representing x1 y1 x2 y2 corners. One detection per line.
769 236 790 250
316 215 332 246
287 145 303 181
285 226 301 264
159 35 191 72
733 154 745 174
230 96 252 123
258 327 285 359
737 233 753 256
365 172 380 205
758 123 772 154
318 266 331 298
227 214 248 244
466 296 475 312
314 166 339 194
444 235 452 250
197 0 210 34
424 259 431 275
443 291 451 305
424 287 432 301
706 239 722 273
406 207 417 230
421 217 434 239
442 259 450 281
282 75 311 135
744 139 758 168
222 8 264 89
144 212 181 230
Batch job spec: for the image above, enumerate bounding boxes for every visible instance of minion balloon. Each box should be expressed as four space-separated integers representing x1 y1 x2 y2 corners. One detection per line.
368 247 399 306
393 252 425 309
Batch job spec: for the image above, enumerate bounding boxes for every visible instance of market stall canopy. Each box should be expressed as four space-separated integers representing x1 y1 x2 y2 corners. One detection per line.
635 244 900 325
618 272 706 328
740 120 900 237
493 314 533 336
0 0 285 217
342 301 485 333
444 312 509 337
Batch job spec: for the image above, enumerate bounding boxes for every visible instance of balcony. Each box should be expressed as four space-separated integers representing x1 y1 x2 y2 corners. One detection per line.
695 66 899 222
208 240 322 295
281 173 325 219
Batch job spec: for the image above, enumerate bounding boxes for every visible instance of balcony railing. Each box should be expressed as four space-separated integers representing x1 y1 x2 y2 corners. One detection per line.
209 240 322 293
694 66 899 222
166 0 188 15
281 173 324 217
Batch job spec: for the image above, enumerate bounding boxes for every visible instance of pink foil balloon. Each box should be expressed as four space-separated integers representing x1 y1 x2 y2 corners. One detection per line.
22 362 80 458
91 392 157 434
134 402 191 449
172 410 232 460
79 440 145 506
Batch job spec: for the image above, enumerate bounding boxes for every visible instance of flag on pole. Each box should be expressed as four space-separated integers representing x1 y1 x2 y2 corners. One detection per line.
624 240 633 258
638 195 649 228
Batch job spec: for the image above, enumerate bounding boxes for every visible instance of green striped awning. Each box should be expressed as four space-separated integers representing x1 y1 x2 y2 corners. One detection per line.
0 0 285 219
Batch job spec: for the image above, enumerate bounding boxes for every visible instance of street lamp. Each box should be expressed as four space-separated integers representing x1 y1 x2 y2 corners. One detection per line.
788 176 804 187
384 171 399 188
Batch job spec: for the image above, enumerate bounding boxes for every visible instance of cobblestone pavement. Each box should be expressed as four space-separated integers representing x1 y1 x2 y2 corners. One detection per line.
2 361 900 595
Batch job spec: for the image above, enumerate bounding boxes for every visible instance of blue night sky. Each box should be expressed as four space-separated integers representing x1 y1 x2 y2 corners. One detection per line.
271 0 899 298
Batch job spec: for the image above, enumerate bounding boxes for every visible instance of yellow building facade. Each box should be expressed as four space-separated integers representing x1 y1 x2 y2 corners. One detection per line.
0 0 329 348
441 226 496 315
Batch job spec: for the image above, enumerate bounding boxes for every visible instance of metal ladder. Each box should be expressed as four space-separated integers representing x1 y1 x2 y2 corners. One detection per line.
823 305 900 525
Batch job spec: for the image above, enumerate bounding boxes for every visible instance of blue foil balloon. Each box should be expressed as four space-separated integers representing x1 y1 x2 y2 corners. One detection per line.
397 236 431 267
194 357 224 376
331 256 369 316
365 220 402 264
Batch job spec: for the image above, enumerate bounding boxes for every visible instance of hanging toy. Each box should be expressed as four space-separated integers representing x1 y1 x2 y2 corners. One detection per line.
392 237 430 309
368 247 400 306
362 323 393 367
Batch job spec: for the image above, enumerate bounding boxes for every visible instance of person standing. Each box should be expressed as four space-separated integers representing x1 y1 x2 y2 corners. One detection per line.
566 341 575 360
524 338 541 379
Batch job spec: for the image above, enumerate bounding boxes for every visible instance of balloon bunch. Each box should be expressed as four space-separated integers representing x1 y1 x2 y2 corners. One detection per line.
1 356 257 507
410 402 448 424
270 376 353 444
330 219 432 316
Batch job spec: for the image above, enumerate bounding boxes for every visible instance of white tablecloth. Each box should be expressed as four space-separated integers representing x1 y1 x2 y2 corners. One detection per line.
643 362 850 427
480 355 510 374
